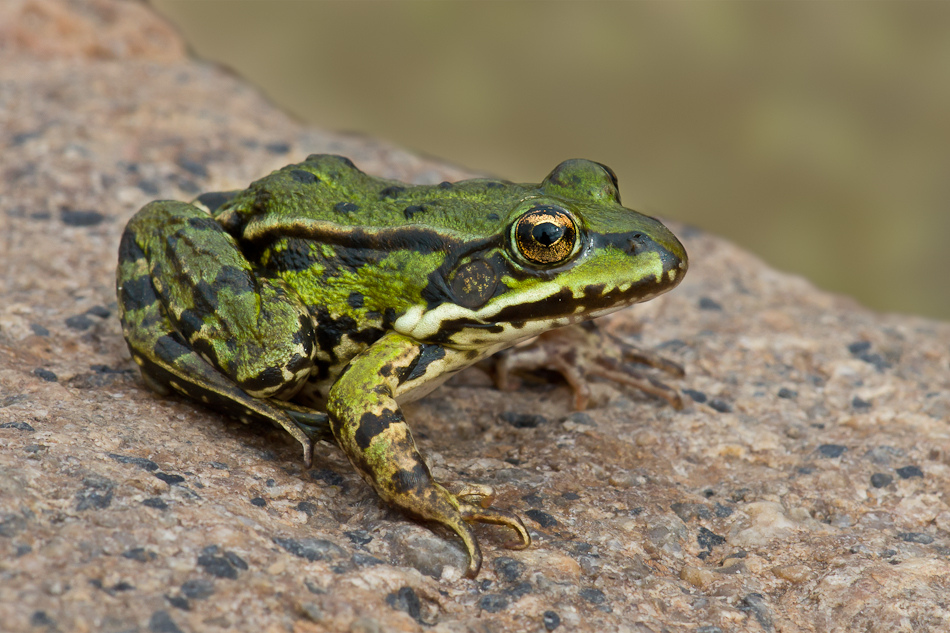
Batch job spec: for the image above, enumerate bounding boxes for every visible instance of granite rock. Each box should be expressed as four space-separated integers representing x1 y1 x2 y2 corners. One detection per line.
2 2 950 631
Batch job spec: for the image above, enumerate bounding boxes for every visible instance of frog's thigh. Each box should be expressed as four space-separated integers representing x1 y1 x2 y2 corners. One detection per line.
120 201 315 399
326 332 529 577
117 202 317 457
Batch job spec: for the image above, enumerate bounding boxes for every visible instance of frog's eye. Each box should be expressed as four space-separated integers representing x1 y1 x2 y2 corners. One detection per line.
513 206 578 265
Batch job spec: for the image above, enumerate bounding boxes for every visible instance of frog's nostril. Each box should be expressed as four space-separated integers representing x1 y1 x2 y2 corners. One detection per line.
627 233 645 253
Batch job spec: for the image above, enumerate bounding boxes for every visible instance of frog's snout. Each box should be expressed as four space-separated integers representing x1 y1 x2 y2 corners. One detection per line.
626 229 688 286
658 237 688 276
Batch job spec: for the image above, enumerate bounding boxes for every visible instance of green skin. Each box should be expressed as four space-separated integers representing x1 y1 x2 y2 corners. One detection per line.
116 155 688 577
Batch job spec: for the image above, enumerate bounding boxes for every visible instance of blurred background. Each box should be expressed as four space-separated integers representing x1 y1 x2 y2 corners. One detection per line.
151 1 950 321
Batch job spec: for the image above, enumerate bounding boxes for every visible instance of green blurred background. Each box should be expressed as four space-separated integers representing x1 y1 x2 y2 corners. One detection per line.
151 1 950 321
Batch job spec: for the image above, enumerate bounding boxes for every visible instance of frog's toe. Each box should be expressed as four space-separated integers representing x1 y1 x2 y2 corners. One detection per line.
494 324 686 411
587 361 685 410
611 333 686 379
456 501 531 552
445 481 496 508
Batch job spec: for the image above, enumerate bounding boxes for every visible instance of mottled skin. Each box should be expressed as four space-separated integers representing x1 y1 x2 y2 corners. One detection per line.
116 154 688 576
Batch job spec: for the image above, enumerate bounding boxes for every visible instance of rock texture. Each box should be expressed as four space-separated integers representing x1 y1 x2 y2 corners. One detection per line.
2 2 950 632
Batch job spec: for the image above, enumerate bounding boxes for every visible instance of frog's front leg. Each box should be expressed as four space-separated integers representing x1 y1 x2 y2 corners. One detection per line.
327 332 530 577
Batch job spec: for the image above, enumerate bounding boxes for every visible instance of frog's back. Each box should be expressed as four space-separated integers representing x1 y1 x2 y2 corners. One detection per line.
215 154 529 239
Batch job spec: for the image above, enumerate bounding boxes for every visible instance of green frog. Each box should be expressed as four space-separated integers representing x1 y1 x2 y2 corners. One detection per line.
116 155 688 577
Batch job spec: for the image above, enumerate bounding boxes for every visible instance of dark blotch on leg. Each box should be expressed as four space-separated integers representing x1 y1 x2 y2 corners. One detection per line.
400 344 446 384
120 276 155 313
353 409 401 451
190 337 222 370
241 366 286 393
186 216 224 232
153 333 190 363
291 314 315 359
391 463 430 495
118 229 146 263
176 308 206 342
213 265 256 298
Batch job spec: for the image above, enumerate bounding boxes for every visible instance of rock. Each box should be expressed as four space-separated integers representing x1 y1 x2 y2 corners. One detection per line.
3 1 950 631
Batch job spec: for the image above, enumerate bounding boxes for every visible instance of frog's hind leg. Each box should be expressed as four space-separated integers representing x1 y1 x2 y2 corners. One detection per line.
116 201 325 461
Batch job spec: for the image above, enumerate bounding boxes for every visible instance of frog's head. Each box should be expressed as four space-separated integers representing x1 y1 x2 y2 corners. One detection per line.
396 159 688 348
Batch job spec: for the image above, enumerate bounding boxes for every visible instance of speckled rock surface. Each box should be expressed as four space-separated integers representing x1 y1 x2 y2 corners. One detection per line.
3 2 950 632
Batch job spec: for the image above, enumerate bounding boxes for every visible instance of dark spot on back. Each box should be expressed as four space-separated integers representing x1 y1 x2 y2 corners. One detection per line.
291 169 319 185
379 186 406 199
334 202 358 214
403 205 425 220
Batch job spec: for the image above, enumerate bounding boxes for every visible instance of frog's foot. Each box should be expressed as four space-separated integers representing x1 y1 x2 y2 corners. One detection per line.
444 482 532 550
127 335 319 465
429 482 531 577
494 322 685 411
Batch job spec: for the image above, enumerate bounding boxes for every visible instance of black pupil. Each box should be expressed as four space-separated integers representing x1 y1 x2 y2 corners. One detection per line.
532 222 563 246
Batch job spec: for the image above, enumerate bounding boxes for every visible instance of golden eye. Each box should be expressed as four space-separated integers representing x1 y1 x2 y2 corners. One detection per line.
514 206 577 265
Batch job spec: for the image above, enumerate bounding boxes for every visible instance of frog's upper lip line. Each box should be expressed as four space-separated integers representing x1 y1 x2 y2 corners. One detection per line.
594 230 687 273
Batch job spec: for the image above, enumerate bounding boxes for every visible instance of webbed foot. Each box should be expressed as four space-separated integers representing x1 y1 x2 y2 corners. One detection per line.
431 481 531 577
494 321 685 410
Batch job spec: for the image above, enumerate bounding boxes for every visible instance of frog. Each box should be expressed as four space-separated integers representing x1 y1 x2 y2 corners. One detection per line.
116 154 688 577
